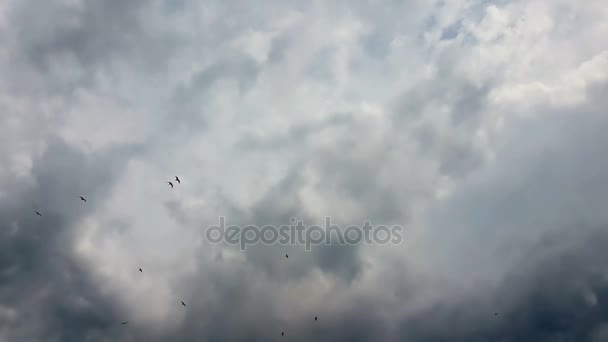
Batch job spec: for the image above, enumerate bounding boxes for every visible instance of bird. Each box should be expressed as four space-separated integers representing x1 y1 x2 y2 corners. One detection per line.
121 322 128 325
168 182 174 188
175 176 180 184
281 332 284 336
35 211 42 216
315 316 318 321
494 313 498 316
139 268 142 272
181 301 186 307
285 254 288 259
79 196 86 203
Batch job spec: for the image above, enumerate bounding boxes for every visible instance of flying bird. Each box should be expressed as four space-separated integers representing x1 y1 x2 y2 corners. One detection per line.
285 254 288 259
315 316 318 321
35 211 42 216
121 322 128 325
175 176 180 184
79 196 86 203
168 182 174 188
281 332 284 336
181 301 186 307
139 268 142 272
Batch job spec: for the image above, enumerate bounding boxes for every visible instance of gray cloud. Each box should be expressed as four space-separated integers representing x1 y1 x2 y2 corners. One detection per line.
1 0 608 341
4 0 180 98
0 137 140 341
158 84 608 341
169 53 261 130
395 229 608 342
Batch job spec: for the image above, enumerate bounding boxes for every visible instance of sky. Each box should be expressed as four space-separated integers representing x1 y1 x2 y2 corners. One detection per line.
1 0 608 341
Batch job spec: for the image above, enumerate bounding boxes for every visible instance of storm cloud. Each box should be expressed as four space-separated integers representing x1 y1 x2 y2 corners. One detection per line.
1 0 608 341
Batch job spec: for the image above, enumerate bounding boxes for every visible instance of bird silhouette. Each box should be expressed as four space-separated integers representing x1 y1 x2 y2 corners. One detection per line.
285 254 288 259
168 182 174 188
35 211 42 216
281 332 284 336
494 313 498 316
175 176 180 184
181 301 186 307
139 268 142 272
315 316 318 321
121 321 128 325
79 196 86 203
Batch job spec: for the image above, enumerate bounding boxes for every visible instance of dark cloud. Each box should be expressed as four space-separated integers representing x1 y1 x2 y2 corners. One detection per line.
267 35 290 65
440 21 462 41
197 164 365 284
398 84 608 341
395 229 608 342
4 0 179 96
393 77 491 180
157 84 608 341
14 0 145 70
0 137 139 341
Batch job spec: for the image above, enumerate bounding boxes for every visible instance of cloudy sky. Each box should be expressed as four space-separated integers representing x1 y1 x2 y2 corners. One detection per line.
1 0 608 341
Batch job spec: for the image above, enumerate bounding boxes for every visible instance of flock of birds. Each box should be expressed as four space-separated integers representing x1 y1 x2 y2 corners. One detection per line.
33 175 321 337
34 174 499 336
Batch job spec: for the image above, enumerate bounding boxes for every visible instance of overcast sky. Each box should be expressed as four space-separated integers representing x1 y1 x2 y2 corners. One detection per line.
1 0 608 341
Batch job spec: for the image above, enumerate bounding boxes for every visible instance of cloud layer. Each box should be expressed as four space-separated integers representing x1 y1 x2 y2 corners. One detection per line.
1 0 608 341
